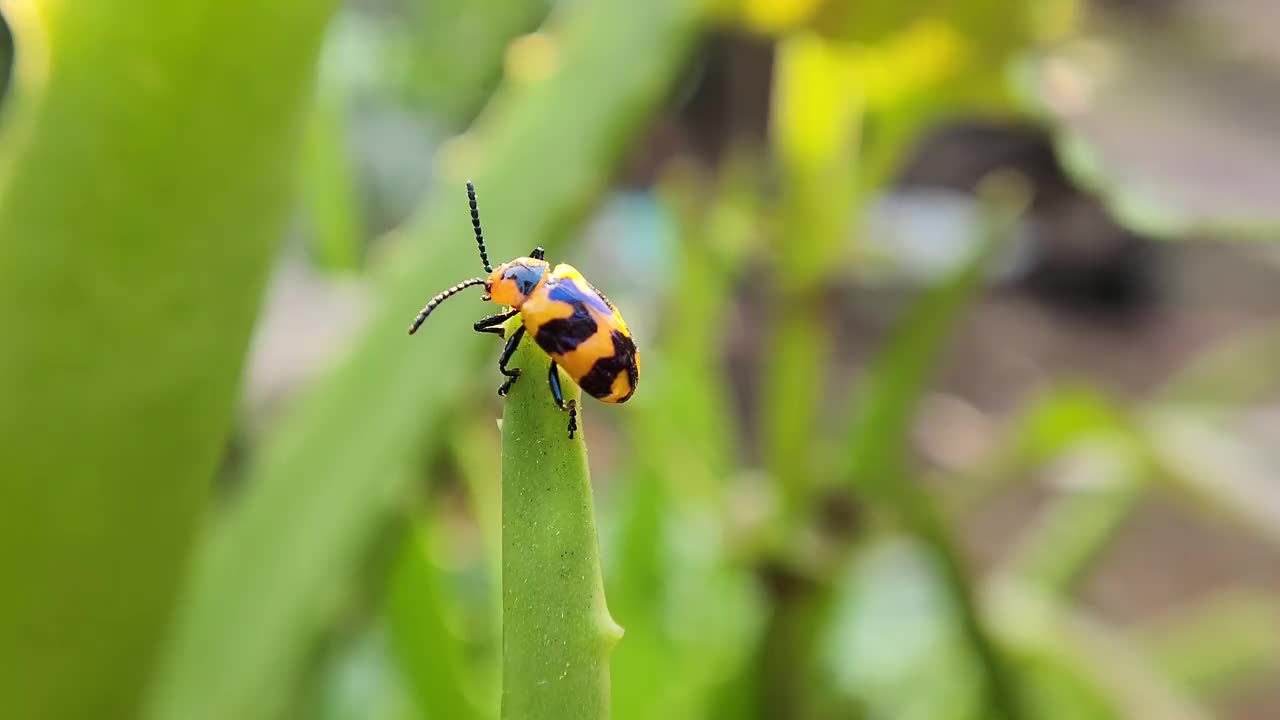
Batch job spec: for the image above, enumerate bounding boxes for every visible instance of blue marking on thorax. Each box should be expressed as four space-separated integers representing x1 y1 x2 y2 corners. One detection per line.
504 264 546 296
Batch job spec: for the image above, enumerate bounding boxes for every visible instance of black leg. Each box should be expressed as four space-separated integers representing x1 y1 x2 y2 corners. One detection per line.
496 326 526 396
474 309 518 337
530 246 545 261
547 360 578 439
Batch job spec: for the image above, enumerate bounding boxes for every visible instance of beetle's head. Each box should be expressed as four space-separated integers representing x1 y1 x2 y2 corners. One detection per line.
485 258 549 308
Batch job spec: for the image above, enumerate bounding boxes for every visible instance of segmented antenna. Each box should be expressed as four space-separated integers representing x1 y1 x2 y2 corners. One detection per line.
467 181 492 273
408 277 485 335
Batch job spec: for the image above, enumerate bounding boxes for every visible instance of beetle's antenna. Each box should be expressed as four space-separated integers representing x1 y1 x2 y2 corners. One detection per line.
467 181 492 273
409 277 485 335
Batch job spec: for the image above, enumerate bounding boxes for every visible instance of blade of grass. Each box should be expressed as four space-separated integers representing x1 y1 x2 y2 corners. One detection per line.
1006 478 1144 597
1133 590 1280 702
0 2 336 718
976 324 1280 598
765 30 861 532
1142 410 1280 551
146 2 702 718
500 330 622 719
1000 421 1147 597
303 89 364 272
989 585 1212 720
939 387 1132 514
838 184 1027 720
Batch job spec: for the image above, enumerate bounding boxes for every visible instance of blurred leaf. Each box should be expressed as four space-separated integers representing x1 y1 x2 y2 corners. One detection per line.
145 1 702 718
991 587 1210 720
385 522 485 720
1135 590 1280 702
771 30 863 183
727 0 825 34
840 189 1027 720
940 386 1131 513
1012 645 1119 720
304 90 365 272
843 18 970 111
1004 465 1144 596
643 164 746 487
609 165 765 720
0 2 337 718
832 3 1032 187
1000 400 1148 596
765 31 862 530
451 415 504 592
812 2 932 43
1156 326 1280 408
769 29 861 282
406 0 552 124
1028 7 1280 237
608 482 764 720
1141 410 1280 551
310 625 418 720
843 187 1019 502
821 539 983 720
1015 388 1132 463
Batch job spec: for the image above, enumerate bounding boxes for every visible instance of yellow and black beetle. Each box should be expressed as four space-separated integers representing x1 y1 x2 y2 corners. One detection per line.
408 182 639 439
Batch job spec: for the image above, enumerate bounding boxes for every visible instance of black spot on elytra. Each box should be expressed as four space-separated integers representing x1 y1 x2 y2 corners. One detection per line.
578 330 638 401
535 299 597 354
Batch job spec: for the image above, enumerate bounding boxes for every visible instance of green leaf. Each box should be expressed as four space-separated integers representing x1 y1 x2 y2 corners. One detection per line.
821 539 981 720
309 625 419 720
0 2 337 718
303 90 365 272
1027 6 1280 238
145 1 701 718
405 0 552 124
500 331 622 719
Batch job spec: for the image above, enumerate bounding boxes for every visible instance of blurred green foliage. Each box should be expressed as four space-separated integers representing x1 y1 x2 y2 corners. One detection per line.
0 2 337 718
3 0 1279 719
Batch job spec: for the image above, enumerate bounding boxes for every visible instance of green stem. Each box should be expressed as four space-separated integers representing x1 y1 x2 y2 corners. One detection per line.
1006 478 1144 597
501 330 622 719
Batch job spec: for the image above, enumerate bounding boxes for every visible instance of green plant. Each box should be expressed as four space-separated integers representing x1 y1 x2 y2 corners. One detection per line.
144 1 702 718
500 332 622 718
0 2 338 717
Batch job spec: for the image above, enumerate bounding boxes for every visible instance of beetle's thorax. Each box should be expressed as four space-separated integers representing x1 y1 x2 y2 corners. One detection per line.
485 257 549 308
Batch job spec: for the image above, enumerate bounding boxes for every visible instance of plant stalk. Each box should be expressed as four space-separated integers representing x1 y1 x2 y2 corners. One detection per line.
501 329 622 719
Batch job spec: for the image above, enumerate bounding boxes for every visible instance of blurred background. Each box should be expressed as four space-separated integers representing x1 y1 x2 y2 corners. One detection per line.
2 0 1280 718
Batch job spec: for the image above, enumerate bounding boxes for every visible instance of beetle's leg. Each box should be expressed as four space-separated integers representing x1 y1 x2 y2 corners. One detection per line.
547 359 578 439
530 246 545 261
496 325 526 396
474 309 518 337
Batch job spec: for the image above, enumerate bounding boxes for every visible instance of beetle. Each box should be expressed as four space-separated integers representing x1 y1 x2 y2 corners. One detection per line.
408 181 639 439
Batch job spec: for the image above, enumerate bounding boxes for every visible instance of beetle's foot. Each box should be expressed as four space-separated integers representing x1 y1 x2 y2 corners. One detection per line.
498 369 521 396
566 399 577 439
